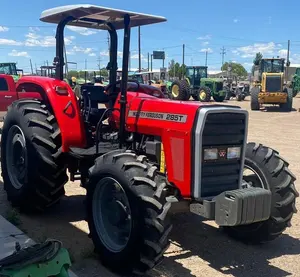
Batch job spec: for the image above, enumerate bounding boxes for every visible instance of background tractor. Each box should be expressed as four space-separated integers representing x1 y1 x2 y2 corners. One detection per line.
170 66 226 102
1 4 298 277
224 74 250 101
291 67 300 97
251 58 293 111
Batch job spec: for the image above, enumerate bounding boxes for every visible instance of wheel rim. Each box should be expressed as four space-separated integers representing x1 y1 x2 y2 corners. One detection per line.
92 177 132 253
199 90 207 100
6 125 28 189
172 85 179 97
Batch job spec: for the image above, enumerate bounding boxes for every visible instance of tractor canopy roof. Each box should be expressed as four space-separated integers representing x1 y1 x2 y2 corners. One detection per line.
40 4 167 30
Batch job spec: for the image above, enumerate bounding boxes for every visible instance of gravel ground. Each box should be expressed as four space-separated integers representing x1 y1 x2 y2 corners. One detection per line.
1 96 300 277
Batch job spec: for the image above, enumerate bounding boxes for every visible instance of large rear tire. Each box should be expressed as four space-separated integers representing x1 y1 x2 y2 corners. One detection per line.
250 87 260 110
224 143 298 243
1 99 68 212
170 80 190 101
86 150 172 275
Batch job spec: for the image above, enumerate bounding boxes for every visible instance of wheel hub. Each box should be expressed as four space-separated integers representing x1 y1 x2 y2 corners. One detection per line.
92 177 132 253
200 90 206 100
6 125 28 189
172 85 179 97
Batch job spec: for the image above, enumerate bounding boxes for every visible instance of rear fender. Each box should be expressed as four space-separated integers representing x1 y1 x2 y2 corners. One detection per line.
17 76 86 151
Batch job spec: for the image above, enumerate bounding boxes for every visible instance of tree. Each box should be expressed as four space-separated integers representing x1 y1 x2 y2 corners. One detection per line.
253 52 263 65
221 62 248 78
251 52 263 75
168 60 186 79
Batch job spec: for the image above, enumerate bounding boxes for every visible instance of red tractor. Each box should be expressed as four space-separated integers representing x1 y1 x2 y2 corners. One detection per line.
1 4 298 276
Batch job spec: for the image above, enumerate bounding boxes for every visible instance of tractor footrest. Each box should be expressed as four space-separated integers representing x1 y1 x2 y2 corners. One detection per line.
70 142 119 159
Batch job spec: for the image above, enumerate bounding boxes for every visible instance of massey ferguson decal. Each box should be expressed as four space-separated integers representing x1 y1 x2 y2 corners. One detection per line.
218 149 227 158
128 111 187 123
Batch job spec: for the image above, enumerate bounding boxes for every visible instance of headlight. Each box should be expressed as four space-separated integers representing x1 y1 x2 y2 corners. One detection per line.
204 148 218 160
227 147 241 159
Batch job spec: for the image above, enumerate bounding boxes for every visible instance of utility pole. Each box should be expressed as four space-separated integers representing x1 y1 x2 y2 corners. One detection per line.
64 44 68 77
85 59 87 70
29 59 33 74
286 40 290 81
205 50 208 66
182 44 185 66
220 46 226 67
97 56 101 77
148 52 150 71
151 54 153 72
138 26 141 72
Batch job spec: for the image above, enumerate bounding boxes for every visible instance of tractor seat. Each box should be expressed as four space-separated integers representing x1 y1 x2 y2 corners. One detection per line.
80 85 111 125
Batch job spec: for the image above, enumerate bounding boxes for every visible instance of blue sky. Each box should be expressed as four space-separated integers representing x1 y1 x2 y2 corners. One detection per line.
0 0 300 74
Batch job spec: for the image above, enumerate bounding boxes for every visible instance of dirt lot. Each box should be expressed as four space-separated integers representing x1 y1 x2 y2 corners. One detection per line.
1 97 300 277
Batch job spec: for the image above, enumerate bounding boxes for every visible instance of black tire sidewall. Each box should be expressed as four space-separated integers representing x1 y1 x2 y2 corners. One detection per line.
1 106 41 204
87 166 141 264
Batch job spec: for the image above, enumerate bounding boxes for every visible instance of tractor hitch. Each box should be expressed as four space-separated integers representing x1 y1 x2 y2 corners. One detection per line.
190 187 272 226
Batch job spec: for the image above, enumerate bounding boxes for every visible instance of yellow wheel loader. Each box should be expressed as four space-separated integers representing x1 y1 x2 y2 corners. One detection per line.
251 58 293 111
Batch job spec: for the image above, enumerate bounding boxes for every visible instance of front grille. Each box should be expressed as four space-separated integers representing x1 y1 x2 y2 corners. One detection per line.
266 75 281 92
200 112 246 198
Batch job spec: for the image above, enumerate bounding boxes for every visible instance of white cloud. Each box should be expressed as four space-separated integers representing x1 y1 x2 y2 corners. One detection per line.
72 46 93 54
25 35 74 47
233 42 279 58
26 32 39 39
0 39 22 46
8 49 30 58
100 50 123 58
66 26 97 36
200 48 213 53
0 26 9 32
67 46 96 56
278 49 288 57
24 27 75 47
131 53 147 62
202 41 209 46
233 19 239 23
197 34 212 40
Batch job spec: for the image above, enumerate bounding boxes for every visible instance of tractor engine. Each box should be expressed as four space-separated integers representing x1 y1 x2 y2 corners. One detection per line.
113 92 248 201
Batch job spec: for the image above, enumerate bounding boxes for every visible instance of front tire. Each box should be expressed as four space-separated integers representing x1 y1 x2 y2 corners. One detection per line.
213 94 225 102
86 150 172 275
1 99 68 212
198 86 211 102
250 87 260 110
224 143 298 243
280 88 293 112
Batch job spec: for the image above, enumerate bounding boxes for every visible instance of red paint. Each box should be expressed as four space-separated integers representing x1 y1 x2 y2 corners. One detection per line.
112 91 204 197
0 74 18 111
17 76 86 151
